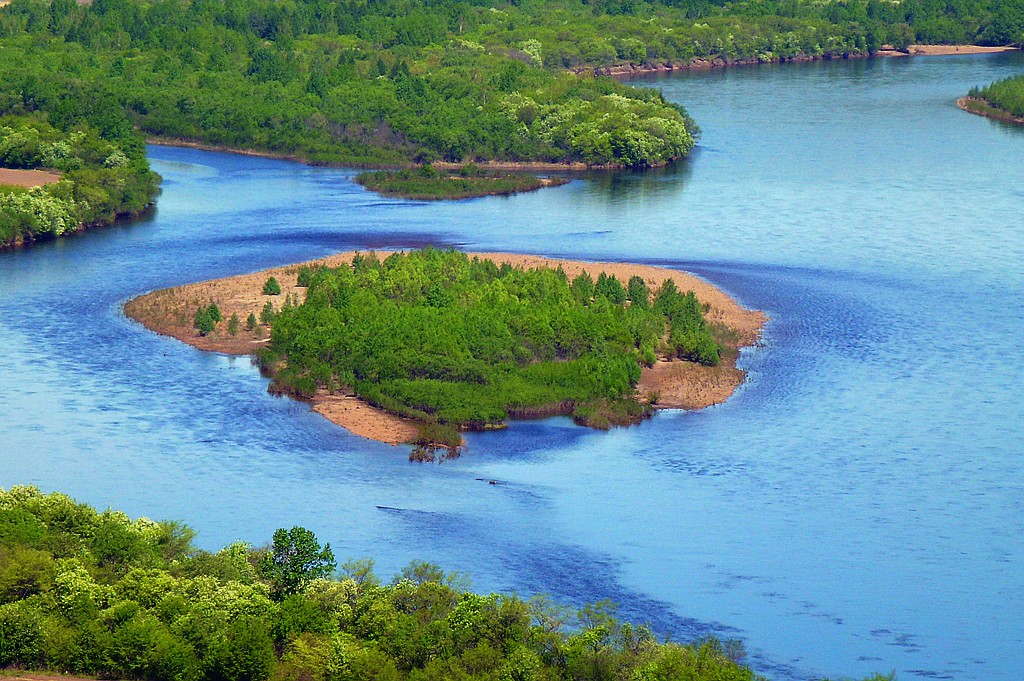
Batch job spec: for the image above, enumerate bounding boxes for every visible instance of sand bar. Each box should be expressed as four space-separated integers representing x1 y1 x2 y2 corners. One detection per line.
124 251 766 445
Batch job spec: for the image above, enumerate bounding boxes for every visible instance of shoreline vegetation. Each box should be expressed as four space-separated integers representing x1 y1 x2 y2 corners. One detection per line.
0 486 903 681
0 115 159 249
354 164 569 200
3 0 1020 184
585 43 1020 77
960 74 1024 125
124 250 766 454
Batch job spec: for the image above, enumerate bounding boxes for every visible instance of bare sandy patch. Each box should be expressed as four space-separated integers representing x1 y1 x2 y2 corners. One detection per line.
877 44 1019 57
0 168 61 188
124 251 766 445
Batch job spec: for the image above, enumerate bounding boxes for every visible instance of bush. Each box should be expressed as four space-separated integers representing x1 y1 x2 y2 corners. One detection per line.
194 307 216 336
263 277 282 296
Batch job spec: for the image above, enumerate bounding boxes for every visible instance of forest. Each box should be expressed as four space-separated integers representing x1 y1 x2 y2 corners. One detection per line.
1 0 1020 234
1 0 1019 174
0 486 896 681
0 114 158 247
257 250 721 448
967 74 1024 117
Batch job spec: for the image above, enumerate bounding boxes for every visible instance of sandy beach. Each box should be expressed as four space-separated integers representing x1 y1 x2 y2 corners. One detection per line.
877 44 1018 57
124 251 766 445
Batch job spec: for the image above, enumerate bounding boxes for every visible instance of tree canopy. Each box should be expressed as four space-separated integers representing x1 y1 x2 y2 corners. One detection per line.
259 249 721 448
0 486 894 681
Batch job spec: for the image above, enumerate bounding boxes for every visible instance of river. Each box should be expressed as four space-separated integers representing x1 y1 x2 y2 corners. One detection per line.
2 52 1022 681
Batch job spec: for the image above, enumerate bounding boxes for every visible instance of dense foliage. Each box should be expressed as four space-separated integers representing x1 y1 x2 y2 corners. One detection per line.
968 74 1024 117
355 164 566 200
0 0 697 169
0 486 775 681
260 249 719 447
0 114 158 247
2 0 1016 171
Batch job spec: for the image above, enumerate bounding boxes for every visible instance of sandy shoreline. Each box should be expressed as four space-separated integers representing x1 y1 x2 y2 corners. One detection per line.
124 252 766 446
594 44 1019 77
957 96 1024 125
148 139 650 173
879 44 1017 56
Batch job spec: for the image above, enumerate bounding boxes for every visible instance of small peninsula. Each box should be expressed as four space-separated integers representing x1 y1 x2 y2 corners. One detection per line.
0 114 159 249
355 164 568 200
959 74 1024 125
125 250 765 453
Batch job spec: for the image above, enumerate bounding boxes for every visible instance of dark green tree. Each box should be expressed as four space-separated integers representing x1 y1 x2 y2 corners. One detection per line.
262 277 282 296
194 307 215 336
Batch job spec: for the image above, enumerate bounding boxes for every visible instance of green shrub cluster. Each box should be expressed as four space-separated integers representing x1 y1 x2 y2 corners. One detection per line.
969 75 1024 118
356 164 565 200
0 486 781 681
193 303 223 337
260 250 719 442
0 115 158 247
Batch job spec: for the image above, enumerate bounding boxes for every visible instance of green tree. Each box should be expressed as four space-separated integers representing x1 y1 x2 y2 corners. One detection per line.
258 527 336 599
194 307 215 336
263 277 282 296
227 313 240 336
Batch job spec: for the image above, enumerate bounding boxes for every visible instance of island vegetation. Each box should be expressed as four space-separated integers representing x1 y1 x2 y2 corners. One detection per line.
0 114 158 248
0 486 898 681
961 75 1024 123
124 251 766 452
355 164 568 200
258 249 723 450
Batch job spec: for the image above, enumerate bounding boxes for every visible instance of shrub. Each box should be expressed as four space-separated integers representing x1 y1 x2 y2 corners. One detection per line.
194 307 216 336
263 277 282 296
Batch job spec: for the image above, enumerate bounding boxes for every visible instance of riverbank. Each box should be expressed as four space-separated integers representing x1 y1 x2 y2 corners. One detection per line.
593 44 1019 77
957 96 1024 124
124 252 765 446
147 139 668 173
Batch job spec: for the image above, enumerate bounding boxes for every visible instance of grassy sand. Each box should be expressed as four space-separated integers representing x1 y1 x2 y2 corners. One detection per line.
124 252 766 445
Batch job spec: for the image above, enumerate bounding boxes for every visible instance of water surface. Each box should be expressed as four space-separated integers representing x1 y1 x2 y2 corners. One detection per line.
2 52 1023 681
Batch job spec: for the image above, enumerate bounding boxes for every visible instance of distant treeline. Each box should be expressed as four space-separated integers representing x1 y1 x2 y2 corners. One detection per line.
968 74 1024 117
2 0 1019 172
0 486 896 681
0 114 158 248
0 0 698 168
259 249 720 448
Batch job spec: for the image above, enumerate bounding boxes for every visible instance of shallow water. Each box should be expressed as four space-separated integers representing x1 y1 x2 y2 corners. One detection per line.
2 53 1023 680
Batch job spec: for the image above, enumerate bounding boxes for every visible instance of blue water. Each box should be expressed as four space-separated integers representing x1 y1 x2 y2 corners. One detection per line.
2 53 1023 680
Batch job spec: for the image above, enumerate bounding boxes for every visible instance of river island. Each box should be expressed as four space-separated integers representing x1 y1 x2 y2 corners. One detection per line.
125 249 765 454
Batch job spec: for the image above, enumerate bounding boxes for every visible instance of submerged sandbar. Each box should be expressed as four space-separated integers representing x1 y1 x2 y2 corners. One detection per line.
124 251 766 446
